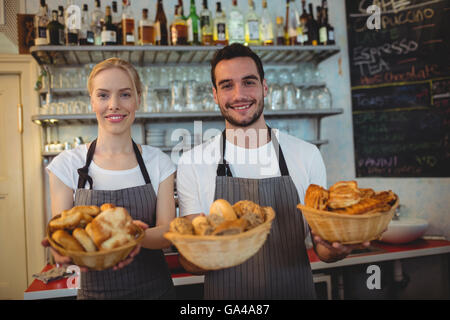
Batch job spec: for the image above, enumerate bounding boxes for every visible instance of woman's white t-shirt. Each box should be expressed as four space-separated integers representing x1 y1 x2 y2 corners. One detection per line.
47 144 176 195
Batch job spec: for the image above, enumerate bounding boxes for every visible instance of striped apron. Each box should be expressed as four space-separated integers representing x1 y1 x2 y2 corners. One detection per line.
204 128 316 299
74 139 174 299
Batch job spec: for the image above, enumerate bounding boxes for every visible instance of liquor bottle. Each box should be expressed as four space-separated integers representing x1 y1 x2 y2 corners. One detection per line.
47 10 64 45
187 0 201 45
245 0 260 46
58 5 66 45
299 0 308 45
34 0 49 46
91 0 103 45
122 0 136 45
307 3 318 45
228 0 244 44
155 0 168 45
275 16 285 45
139 9 155 45
112 1 123 45
213 1 228 46
178 0 186 19
79 4 94 45
285 0 297 45
320 0 335 45
170 5 188 45
260 0 274 46
65 0 80 45
200 0 213 45
102 5 117 45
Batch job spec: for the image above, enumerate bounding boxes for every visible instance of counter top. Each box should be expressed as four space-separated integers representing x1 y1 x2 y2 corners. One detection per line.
24 239 450 300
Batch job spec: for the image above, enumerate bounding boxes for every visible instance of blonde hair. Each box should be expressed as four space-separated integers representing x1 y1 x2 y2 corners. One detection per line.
87 57 143 106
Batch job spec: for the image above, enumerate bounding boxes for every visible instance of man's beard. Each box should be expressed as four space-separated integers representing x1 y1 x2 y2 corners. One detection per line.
219 96 264 127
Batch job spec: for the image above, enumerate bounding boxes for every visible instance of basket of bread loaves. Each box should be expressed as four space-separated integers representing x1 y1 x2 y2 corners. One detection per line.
47 204 144 271
164 199 276 270
297 181 399 244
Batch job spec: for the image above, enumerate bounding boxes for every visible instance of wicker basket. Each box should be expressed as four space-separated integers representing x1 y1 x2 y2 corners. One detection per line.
164 207 276 270
47 215 145 271
297 197 399 244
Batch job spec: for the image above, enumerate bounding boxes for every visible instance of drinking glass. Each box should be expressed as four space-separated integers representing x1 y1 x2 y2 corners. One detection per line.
185 80 198 111
316 87 332 109
283 84 297 110
268 84 283 110
171 80 184 111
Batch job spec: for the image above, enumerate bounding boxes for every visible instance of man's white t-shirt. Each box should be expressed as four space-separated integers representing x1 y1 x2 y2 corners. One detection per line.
47 144 176 195
177 130 327 216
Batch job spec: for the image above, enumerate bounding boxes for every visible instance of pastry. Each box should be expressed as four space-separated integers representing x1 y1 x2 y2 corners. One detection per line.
372 190 397 206
100 232 134 250
100 203 116 211
360 188 375 199
49 210 82 231
72 227 97 252
212 218 248 236
207 213 225 228
192 216 214 236
209 199 237 221
304 184 329 210
51 229 84 252
233 200 265 229
170 217 194 235
328 181 361 209
331 197 382 215
70 205 101 216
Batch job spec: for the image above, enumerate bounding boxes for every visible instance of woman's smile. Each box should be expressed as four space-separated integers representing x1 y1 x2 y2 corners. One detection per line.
105 113 128 123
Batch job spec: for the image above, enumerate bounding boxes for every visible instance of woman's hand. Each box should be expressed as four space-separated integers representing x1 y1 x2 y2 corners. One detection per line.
41 238 89 272
112 220 149 271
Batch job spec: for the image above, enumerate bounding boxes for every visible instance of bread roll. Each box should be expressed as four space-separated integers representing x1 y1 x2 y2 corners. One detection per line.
71 205 101 216
100 203 116 211
232 200 265 229
209 199 237 221
328 181 361 209
212 218 248 236
72 228 97 252
100 233 134 250
49 210 82 231
304 184 329 210
192 216 214 236
51 229 84 252
207 213 225 228
170 217 194 235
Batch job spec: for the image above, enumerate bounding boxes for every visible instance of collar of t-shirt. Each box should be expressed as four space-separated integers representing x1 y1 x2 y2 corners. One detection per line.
224 139 281 179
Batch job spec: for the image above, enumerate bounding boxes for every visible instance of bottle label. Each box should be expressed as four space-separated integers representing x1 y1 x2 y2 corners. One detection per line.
247 20 259 40
328 30 334 41
217 23 226 41
38 27 47 39
101 30 117 43
229 14 244 40
126 34 135 42
288 26 296 38
187 18 194 42
319 27 327 43
200 16 210 28
155 21 161 41
86 31 94 44
296 27 303 43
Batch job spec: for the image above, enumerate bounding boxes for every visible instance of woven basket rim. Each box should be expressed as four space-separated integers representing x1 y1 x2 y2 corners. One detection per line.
297 196 399 219
164 206 276 242
47 214 145 257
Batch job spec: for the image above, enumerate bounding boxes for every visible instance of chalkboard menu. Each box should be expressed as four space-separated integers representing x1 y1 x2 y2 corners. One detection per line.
346 0 450 177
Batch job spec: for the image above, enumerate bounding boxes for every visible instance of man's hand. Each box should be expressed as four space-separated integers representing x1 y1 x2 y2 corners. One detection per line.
311 231 370 263
178 254 208 275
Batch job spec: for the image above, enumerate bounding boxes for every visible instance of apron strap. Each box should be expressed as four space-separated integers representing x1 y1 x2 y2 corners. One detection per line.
216 126 290 177
77 139 151 190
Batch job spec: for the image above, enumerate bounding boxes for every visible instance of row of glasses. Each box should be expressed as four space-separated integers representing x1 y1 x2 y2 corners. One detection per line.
40 96 92 115
267 85 332 110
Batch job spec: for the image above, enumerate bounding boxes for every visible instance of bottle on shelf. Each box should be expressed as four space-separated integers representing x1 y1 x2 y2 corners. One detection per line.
200 0 213 45
46 10 64 45
58 5 66 44
155 0 168 45
79 4 94 45
65 0 80 45
320 0 335 45
34 0 49 46
170 5 188 45
299 0 309 45
284 0 298 45
101 5 117 45
139 9 155 45
112 1 123 45
91 0 103 45
307 2 318 45
275 16 284 45
245 0 260 46
228 0 245 45
260 0 274 46
122 0 136 45
187 0 201 45
213 1 228 46
178 0 186 19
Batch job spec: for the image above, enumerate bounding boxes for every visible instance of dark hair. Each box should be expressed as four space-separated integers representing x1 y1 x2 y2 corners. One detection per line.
210 43 265 89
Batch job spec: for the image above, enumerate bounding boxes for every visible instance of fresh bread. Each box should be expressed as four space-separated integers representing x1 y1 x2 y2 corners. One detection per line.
72 227 97 252
170 217 194 235
100 203 116 211
100 232 134 250
212 218 248 236
304 184 329 210
232 200 265 229
207 213 225 228
70 205 101 216
209 199 237 221
49 210 82 231
192 216 214 236
328 181 361 209
51 229 84 252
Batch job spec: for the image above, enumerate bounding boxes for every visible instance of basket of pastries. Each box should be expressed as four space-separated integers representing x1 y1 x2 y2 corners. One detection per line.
46 204 145 271
164 199 276 270
297 181 399 244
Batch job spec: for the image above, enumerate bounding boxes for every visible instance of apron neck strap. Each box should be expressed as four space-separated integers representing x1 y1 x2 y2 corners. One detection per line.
216 126 290 177
77 138 151 189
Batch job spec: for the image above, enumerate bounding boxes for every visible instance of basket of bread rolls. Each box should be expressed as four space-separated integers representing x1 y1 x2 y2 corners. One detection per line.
297 181 399 244
164 199 276 270
46 204 144 271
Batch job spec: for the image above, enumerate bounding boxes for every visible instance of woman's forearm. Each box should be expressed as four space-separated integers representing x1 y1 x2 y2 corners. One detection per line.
140 224 172 250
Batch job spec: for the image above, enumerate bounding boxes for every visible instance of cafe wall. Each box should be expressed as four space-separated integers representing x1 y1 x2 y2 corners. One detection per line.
2 0 449 239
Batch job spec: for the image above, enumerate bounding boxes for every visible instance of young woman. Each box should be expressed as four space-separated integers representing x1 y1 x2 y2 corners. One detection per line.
42 58 176 299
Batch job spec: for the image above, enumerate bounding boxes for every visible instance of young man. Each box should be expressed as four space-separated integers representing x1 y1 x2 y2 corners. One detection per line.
176 44 367 299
